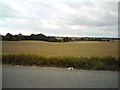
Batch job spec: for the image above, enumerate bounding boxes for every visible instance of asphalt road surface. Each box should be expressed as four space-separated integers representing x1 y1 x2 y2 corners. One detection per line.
2 65 118 88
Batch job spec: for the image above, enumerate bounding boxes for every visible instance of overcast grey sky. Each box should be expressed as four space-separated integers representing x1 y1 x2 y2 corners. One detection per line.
0 0 118 37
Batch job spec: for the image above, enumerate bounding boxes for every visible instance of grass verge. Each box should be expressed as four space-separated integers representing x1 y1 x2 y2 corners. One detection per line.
2 54 119 71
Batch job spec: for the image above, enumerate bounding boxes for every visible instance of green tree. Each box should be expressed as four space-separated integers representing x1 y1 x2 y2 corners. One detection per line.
5 33 13 41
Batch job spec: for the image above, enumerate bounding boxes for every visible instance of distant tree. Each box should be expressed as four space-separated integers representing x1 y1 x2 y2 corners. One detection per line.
36 34 47 41
14 33 23 41
63 37 69 42
30 34 37 40
94 38 102 41
5 33 14 41
48 37 57 42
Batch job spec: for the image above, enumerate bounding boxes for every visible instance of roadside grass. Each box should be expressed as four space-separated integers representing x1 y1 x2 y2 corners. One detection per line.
2 53 119 71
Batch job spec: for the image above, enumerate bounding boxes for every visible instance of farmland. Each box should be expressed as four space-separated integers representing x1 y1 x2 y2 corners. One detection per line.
2 41 118 57
2 41 119 70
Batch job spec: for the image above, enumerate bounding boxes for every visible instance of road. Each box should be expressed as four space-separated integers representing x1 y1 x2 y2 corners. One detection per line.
2 65 118 88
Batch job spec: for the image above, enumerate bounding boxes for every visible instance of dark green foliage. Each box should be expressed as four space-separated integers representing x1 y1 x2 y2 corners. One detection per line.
2 33 61 42
63 37 69 42
2 54 119 71
2 33 119 42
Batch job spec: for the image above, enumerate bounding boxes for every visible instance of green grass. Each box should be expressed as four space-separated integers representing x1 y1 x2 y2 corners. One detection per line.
2 54 119 71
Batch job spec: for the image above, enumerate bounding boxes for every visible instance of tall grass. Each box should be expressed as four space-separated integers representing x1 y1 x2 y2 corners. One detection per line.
2 54 119 71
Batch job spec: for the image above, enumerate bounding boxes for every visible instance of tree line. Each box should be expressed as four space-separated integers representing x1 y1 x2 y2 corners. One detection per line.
1 33 119 42
1 33 71 42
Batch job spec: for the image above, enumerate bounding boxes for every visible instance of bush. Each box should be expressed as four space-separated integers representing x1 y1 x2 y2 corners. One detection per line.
2 54 119 71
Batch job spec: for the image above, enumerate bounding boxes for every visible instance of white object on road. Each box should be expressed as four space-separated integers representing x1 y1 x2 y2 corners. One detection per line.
68 67 74 70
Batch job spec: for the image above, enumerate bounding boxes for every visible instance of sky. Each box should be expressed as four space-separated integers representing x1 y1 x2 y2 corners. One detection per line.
0 0 119 37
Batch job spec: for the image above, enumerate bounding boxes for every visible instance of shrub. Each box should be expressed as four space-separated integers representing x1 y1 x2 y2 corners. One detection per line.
2 54 119 71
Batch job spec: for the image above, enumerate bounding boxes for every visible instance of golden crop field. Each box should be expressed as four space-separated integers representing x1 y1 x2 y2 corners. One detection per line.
2 41 119 57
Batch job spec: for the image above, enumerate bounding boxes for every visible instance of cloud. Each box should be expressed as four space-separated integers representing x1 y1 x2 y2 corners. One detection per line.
0 2 19 18
0 0 118 37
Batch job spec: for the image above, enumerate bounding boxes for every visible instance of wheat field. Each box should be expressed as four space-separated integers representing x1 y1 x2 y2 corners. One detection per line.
2 41 118 57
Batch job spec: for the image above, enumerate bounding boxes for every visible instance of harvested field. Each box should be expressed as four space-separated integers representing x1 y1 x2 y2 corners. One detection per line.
2 41 119 57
